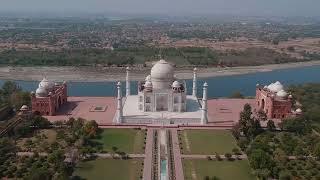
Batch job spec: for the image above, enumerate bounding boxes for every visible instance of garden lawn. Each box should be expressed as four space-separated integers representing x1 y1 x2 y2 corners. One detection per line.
73 159 143 180
180 129 238 154
183 159 255 180
95 128 146 153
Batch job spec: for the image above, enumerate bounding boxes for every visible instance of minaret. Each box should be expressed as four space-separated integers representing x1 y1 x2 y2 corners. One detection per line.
126 67 130 97
201 82 208 125
115 81 123 124
192 67 197 97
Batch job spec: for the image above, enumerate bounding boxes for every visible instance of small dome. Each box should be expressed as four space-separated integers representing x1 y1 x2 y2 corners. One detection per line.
296 108 302 113
20 105 28 111
145 75 151 81
172 81 180 88
267 81 284 93
39 77 55 90
36 87 48 97
144 81 153 88
151 59 174 80
276 90 287 98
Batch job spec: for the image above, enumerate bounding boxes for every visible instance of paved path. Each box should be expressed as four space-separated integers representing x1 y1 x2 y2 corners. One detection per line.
17 152 145 158
171 129 185 180
93 153 145 158
181 154 247 159
143 128 153 180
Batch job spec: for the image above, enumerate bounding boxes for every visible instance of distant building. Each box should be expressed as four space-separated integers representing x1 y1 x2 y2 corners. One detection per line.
31 78 67 116
255 81 298 119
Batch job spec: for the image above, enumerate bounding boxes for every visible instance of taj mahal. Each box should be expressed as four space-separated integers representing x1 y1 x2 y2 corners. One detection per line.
30 58 300 127
116 59 208 125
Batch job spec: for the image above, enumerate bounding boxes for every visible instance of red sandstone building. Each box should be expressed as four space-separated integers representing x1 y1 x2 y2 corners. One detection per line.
31 78 67 116
255 81 300 119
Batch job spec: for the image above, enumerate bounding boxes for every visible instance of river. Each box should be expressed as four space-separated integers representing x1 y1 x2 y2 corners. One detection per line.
0 65 319 99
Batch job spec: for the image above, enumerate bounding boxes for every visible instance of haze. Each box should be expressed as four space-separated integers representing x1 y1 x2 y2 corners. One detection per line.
0 0 319 17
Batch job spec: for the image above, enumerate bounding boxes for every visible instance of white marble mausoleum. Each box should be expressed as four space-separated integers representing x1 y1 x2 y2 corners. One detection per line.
114 59 209 125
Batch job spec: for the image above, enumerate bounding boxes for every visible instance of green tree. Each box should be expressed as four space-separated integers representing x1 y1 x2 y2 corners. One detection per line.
249 149 273 170
313 143 320 159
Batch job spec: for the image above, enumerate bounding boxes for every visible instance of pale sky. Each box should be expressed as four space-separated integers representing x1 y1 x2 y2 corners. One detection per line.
0 0 319 17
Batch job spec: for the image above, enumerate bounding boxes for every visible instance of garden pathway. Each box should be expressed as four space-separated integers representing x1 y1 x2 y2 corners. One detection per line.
143 128 153 180
181 154 248 159
171 129 185 180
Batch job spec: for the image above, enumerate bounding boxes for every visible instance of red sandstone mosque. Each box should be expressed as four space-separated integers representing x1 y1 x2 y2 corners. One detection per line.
255 81 302 119
30 60 302 126
31 78 67 116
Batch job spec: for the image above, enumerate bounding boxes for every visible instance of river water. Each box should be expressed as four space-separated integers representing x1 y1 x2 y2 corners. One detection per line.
0 65 319 99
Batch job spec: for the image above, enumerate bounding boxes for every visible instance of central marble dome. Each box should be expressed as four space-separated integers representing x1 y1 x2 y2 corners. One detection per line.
150 59 174 89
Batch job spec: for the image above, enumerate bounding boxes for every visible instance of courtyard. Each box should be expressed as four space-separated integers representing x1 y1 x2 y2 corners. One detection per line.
179 129 238 154
73 158 143 180
183 159 255 180
94 128 146 154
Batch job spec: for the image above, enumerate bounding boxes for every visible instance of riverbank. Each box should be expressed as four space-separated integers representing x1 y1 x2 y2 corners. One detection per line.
0 60 319 82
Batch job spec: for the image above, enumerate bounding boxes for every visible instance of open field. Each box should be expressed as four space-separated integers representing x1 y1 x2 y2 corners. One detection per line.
94 128 146 154
183 159 255 180
73 158 143 180
179 129 238 154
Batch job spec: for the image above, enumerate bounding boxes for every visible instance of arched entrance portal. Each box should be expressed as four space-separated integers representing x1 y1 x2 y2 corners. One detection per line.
261 99 265 110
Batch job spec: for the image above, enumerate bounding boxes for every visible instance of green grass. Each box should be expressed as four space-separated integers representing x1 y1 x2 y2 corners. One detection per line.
183 159 255 180
179 130 238 154
73 159 143 180
95 128 146 154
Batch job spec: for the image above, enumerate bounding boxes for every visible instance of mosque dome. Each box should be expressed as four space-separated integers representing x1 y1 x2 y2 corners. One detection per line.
296 108 302 113
150 59 175 89
20 105 28 111
172 81 180 88
39 77 55 91
36 87 48 97
267 81 284 93
276 89 287 98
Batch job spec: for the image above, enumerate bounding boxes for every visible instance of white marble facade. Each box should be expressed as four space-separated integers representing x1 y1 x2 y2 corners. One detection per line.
137 60 187 112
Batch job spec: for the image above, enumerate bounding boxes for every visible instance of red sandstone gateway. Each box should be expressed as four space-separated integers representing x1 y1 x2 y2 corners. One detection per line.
31 78 67 116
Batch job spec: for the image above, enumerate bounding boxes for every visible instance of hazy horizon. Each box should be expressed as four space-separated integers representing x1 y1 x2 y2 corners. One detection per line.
0 0 319 17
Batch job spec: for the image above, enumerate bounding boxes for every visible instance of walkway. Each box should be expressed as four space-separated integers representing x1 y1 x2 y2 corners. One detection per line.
143 128 153 180
181 154 247 159
17 152 145 158
171 129 185 180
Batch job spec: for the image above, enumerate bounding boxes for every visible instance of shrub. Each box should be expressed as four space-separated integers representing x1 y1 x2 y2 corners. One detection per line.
232 148 241 155
215 152 222 161
207 156 212 161
224 153 232 160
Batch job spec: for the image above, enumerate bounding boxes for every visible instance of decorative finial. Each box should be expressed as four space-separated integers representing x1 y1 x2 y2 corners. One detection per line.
117 81 121 86
203 82 208 87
